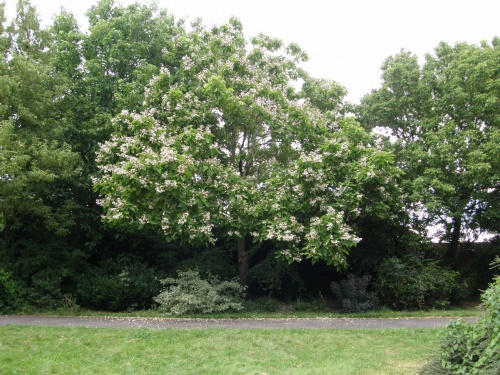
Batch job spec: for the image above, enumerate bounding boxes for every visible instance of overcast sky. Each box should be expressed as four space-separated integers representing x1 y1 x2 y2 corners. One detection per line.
4 0 500 102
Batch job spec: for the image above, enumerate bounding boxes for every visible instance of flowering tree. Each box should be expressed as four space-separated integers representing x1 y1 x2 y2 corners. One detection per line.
94 18 399 284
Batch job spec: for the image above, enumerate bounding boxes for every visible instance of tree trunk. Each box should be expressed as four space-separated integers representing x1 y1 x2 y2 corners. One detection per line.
447 215 462 265
237 236 249 286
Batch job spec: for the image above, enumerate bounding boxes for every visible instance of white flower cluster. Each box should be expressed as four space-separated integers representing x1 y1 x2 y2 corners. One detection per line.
265 215 304 244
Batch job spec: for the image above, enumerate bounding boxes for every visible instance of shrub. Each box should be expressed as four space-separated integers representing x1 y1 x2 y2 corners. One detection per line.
248 252 304 298
26 271 63 309
330 274 379 312
420 256 500 375
77 267 129 311
154 269 246 315
375 255 459 310
76 257 163 312
0 269 26 312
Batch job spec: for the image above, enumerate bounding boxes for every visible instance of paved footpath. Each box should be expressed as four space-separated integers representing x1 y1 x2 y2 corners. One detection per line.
0 315 478 330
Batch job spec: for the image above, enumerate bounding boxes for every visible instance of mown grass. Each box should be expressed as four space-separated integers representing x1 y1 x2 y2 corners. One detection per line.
0 325 438 374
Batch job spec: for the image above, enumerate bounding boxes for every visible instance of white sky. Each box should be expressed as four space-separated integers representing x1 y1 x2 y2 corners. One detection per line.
4 0 500 103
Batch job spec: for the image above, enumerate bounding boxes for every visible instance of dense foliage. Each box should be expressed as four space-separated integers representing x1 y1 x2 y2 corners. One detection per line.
0 0 498 315
330 274 379 312
0 268 24 312
375 254 460 310
76 257 164 312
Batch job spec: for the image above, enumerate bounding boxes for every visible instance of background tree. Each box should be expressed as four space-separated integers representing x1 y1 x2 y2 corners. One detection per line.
358 39 500 263
0 0 85 308
0 0 81 237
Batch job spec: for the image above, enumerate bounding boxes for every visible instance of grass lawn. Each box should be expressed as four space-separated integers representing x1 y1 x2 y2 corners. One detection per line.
0 325 438 374
28 305 483 319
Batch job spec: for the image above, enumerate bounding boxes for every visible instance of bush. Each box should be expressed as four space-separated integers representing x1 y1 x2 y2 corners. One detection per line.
77 267 129 311
248 252 304 298
330 274 379 312
154 269 246 315
26 271 63 309
375 255 459 310
76 257 163 312
420 256 500 375
0 269 26 312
